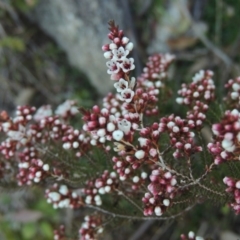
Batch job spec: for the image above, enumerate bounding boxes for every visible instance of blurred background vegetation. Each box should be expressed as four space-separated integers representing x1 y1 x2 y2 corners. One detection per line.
0 0 240 239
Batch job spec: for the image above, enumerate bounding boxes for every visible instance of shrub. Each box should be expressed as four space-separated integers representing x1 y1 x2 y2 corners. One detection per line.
0 21 240 240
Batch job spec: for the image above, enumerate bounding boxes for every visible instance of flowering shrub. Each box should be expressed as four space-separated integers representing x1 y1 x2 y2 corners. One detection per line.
0 20 240 239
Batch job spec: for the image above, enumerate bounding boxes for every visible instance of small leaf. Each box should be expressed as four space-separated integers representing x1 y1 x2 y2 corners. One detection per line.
40 221 53 238
22 222 37 240
0 36 25 52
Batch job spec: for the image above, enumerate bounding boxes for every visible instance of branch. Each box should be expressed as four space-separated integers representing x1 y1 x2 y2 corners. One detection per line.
86 204 195 221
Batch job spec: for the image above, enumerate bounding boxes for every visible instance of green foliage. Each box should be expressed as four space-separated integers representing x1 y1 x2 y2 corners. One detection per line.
203 0 240 46
0 36 25 52
11 0 38 12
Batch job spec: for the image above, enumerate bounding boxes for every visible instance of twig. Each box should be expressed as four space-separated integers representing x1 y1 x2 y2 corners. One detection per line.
86 204 195 221
156 148 192 181
197 182 226 197
117 190 143 213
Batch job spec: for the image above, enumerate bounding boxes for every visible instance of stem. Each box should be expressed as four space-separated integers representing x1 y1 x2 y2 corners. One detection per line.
156 147 191 181
117 190 143 213
86 204 195 221
120 140 137 151
179 163 215 190
197 182 226 197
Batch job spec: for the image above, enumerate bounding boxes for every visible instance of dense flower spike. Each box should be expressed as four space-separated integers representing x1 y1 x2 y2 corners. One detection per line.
223 177 240 214
142 168 177 216
138 53 175 88
79 215 103 240
176 70 215 128
225 77 240 108
17 147 50 185
53 225 67 240
176 70 215 106
103 21 135 80
45 183 83 209
83 171 118 206
208 109 240 164
159 115 202 158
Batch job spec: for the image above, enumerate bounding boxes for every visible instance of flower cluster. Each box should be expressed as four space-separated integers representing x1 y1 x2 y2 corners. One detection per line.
223 177 240 214
103 21 135 80
176 70 215 128
0 103 84 186
103 21 135 103
84 170 118 206
225 77 240 108
159 115 202 158
54 216 103 240
180 231 204 240
138 53 175 88
53 225 66 240
45 183 83 209
18 148 50 185
208 109 240 164
79 215 103 240
142 168 177 216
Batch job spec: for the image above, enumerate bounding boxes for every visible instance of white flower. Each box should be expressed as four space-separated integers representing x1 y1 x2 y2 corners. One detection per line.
118 88 134 103
135 150 145 159
163 199 170 206
122 37 129 44
164 53 175 62
59 185 69 195
107 122 116 132
34 105 52 121
154 206 162 216
106 60 120 74
138 137 149 147
112 130 124 141
141 172 148 179
55 100 78 117
192 70 204 82
118 119 131 134
232 83 240 91
236 181 240 189
43 164 50 171
63 142 71 149
188 231 195 238
109 43 117 50
113 78 128 93
49 192 61 201
132 176 140 183
231 92 239 100
112 47 129 61
222 139 235 152
231 109 239 116
119 58 135 72
7 125 28 144
97 129 106 137
125 42 134 51
103 51 112 59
